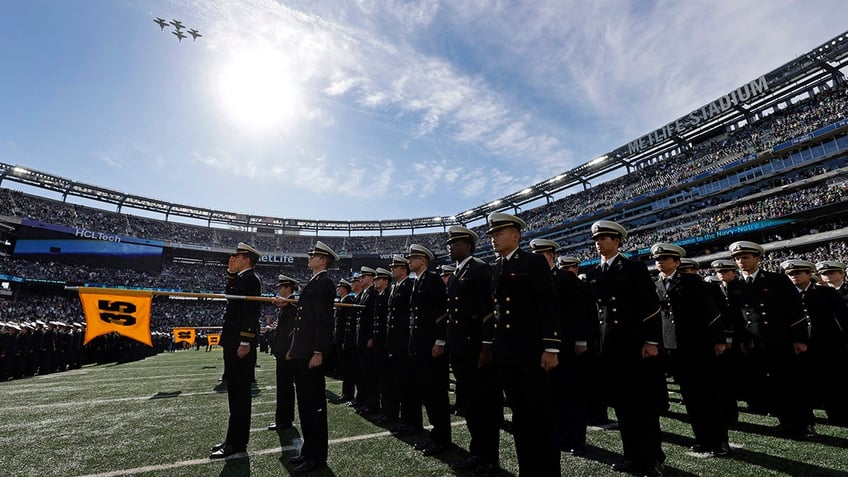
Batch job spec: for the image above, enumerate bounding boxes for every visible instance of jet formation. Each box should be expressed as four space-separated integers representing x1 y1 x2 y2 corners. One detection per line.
154 17 201 43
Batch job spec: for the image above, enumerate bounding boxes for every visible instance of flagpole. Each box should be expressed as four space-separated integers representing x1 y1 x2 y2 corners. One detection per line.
65 287 364 308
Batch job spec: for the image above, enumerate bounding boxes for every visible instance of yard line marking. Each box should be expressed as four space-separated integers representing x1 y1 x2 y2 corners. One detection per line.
77 419 480 477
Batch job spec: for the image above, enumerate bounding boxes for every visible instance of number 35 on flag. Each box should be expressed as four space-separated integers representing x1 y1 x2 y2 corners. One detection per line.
78 289 153 346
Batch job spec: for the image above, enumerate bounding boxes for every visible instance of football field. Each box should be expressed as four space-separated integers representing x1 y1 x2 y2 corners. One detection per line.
1 350 846 476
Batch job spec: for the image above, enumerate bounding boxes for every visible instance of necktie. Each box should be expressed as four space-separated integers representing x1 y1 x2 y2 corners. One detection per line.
746 276 753 284
602 262 609 273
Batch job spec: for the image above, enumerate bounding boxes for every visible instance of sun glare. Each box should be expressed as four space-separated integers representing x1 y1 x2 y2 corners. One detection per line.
215 45 303 134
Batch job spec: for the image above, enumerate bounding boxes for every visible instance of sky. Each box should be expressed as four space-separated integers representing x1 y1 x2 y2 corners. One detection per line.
0 0 845 226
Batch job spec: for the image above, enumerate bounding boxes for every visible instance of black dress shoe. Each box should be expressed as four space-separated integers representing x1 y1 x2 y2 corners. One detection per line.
798 424 817 439
643 461 664 477
471 463 498 477
293 461 326 473
288 455 307 465
268 422 292 431
689 444 709 453
422 442 449 456
391 425 423 437
330 395 351 404
210 442 227 452
374 415 396 425
712 442 731 457
413 440 432 451
570 446 587 456
612 459 637 472
451 455 481 471
209 444 246 459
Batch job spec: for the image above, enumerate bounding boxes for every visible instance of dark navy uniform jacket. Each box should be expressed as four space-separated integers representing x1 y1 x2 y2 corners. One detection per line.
409 270 447 358
386 278 414 356
446 257 493 356
587 255 661 359
728 270 806 351
489 248 560 365
290 271 336 359
221 268 262 350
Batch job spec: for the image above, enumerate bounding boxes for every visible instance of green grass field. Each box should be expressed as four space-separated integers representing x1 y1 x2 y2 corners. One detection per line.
1 350 846 477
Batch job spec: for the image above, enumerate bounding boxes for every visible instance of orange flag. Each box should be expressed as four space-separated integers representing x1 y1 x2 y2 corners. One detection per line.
207 333 221 346
173 327 196 346
78 288 153 346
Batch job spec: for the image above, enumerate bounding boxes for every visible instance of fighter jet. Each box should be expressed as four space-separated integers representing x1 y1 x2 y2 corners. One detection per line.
172 30 186 42
170 19 185 30
154 17 168 31
188 28 202 41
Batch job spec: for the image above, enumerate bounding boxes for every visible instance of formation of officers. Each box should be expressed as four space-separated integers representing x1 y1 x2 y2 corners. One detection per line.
0 320 85 380
0 321 172 381
260 216 848 477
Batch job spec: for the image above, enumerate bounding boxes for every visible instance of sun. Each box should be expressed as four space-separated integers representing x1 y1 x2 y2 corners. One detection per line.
215 45 303 134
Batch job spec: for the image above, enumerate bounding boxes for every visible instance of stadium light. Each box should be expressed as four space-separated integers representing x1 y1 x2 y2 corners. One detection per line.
589 155 608 166
489 200 502 207
432 216 441 222
13 167 29 175
520 188 533 195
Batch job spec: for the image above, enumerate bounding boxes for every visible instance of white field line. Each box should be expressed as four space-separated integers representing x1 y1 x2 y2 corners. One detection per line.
1 379 342 412
77 418 483 477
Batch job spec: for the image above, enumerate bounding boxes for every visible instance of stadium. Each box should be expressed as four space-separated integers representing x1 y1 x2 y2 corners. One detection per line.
2 13 848 477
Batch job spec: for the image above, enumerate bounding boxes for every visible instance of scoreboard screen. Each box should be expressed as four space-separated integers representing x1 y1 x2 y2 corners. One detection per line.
12 220 164 272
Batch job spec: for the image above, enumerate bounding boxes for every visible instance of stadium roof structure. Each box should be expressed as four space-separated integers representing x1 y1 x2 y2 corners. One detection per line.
1 30 847 234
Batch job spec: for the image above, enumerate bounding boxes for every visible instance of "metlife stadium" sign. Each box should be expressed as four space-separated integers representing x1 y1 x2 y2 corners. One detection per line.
627 75 771 155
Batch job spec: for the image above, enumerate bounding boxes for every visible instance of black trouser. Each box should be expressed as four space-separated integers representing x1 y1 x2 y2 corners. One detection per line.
451 352 501 464
357 346 376 409
808 346 848 425
411 353 451 444
294 358 328 464
383 353 417 424
498 362 559 477
551 352 591 451
668 349 728 448
743 346 811 431
604 353 665 468
275 355 295 425
223 346 255 450
340 346 358 399
372 347 388 412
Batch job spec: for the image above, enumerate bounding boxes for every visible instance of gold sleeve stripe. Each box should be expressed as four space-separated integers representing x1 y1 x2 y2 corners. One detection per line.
707 315 721 326
642 307 661 322
435 313 448 324
480 312 494 323
790 318 808 328
240 332 256 338
543 338 562 343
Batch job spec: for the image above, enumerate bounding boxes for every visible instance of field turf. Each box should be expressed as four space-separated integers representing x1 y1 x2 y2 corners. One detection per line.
1 349 846 476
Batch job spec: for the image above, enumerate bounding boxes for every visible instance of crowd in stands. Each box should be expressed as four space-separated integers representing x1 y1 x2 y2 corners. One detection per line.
517 83 848 234
1 84 846 261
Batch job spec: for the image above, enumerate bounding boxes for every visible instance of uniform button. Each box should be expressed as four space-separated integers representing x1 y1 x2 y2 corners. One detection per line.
763 321 769 325
494 298 498 303
505 310 510 315
505 324 511 329
505 297 511 302
762 312 767 316
613 320 619 325
553 332 558 336
597 298 602 303
611 308 617 313
454 308 459 312
610 296 616 302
